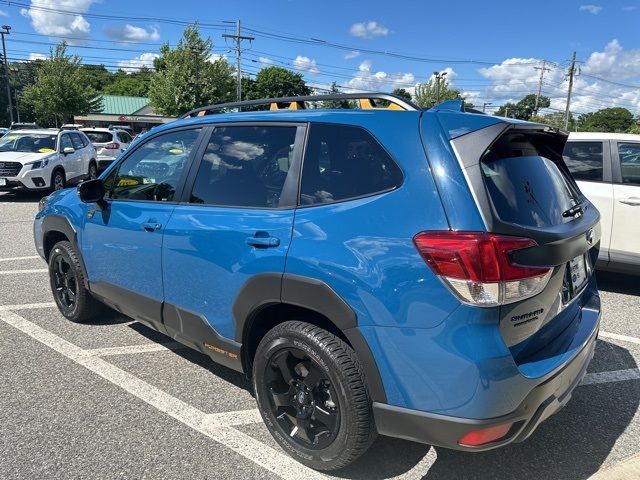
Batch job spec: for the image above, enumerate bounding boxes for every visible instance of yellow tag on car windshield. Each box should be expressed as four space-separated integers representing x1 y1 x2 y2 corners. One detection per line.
38 148 55 153
169 148 184 155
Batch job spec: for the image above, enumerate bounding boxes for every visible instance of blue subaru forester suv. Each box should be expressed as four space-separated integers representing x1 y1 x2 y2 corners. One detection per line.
34 93 601 470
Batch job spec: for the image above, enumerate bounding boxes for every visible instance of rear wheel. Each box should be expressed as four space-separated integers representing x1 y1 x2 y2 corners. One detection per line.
253 321 376 470
48 240 105 322
51 169 65 191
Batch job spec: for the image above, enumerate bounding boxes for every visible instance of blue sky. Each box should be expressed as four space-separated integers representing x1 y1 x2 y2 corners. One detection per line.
1 0 639 115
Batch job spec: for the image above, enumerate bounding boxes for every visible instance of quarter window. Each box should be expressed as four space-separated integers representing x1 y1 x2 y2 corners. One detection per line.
107 128 201 202
189 125 298 208
617 142 640 186
563 141 604 182
300 124 402 205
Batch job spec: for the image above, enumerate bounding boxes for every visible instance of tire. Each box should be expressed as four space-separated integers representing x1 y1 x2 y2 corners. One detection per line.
253 321 376 471
51 169 65 191
88 161 98 180
48 240 105 323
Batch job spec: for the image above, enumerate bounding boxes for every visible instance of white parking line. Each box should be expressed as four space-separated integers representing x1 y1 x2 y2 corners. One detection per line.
600 331 640 345
582 368 640 386
203 409 263 427
0 309 327 480
0 255 40 262
0 302 56 311
83 342 189 357
0 268 47 275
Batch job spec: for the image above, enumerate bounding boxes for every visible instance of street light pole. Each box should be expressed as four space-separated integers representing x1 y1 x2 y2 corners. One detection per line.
433 71 447 104
1 25 14 125
482 102 492 113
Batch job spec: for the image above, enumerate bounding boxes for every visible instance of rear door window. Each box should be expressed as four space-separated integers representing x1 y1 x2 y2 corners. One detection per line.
563 141 604 182
189 125 298 208
300 124 403 205
481 130 582 227
617 142 640 186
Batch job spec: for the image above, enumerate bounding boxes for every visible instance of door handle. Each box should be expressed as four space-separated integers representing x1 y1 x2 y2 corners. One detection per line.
619 197 640 206
142 222 162 232
246 233 280 248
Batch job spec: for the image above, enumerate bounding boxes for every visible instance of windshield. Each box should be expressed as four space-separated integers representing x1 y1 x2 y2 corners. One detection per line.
0 133 57 153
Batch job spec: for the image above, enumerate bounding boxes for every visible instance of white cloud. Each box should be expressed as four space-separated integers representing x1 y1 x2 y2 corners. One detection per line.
349 21 389 39
292 55 319 75
28 52 46 61
579 4 603 14
0 10 7 16
208 53 228 63
104 24 160 43
344 50 360 60
117 52 159 73
345 60 416 92
622 5 638 11
21 0 97 42
258 56 273 65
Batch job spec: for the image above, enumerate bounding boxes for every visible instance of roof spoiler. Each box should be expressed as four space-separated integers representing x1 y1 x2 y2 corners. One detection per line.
429 99 485 115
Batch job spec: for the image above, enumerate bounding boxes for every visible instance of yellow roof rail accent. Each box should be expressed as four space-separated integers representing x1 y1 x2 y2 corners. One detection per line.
359 98 406 110
269 101 306 110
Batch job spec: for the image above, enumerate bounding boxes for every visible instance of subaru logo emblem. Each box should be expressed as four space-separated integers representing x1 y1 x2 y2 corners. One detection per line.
586 228 594 245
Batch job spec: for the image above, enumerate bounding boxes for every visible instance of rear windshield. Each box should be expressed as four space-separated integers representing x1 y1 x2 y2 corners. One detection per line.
481 130 582 228
84 131 112 144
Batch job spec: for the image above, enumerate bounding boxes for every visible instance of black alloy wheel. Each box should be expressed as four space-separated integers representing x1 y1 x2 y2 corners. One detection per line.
264 347 340 449
52 254 78 312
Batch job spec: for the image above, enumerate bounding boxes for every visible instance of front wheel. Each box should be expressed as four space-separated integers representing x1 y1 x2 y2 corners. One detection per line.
51 169 65 191
253 321 376 471
48 240 105 322
88 162 98 180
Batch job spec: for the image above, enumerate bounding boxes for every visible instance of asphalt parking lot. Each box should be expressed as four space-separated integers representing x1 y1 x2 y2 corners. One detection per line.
1 190 639 480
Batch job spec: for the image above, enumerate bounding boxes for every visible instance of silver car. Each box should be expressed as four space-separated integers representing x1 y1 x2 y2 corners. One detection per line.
81 127 133 171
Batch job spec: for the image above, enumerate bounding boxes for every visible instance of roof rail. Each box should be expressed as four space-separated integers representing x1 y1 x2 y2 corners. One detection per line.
60 124 82 130
181 92 421 119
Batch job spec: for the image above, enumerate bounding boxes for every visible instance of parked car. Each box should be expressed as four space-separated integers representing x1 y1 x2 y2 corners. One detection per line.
34 94 601 471
563 132 640 273
0 127 8 137
0 127 97 192
107 124 134 137
81 127 133 171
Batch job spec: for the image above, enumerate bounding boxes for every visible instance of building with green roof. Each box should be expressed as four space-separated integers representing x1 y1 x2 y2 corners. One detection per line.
74 95 175 133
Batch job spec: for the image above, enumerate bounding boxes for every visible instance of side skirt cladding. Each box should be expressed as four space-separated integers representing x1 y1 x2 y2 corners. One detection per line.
41 215 90 289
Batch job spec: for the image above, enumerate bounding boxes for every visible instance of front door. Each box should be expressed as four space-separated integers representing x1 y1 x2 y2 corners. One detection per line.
59 133 82 181
610 141 640 264
162 124 304 346
81 127 203 325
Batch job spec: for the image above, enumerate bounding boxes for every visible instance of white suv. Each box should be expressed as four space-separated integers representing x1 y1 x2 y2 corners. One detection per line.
0 128 97 192
564 132 640 273
81 127 133 171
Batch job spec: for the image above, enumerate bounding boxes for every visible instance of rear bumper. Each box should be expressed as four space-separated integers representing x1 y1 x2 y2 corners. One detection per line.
373 317 599 451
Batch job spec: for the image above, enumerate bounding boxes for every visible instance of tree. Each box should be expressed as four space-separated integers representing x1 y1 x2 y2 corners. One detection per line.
246 66 311 103
149 24 235 116
494 94 550 120
103 67 153 97
20 42 101 126
531 111 576 130
414 77 461 108
321 81 351 109
577 107 634 132
392 88 412 101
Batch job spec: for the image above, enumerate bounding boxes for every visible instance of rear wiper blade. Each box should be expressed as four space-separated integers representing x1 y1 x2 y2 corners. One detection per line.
562 204 584 218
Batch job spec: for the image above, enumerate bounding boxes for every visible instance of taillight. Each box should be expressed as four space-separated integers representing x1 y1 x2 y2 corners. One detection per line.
104 142 120 150
413 231 552 306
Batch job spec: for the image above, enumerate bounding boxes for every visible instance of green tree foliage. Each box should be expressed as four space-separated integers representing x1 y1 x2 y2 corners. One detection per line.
577 107 635 132
149 24 235 116
20 42 101 126
392 88 412 101
414 77 461 108
103 67 153 97
494 94 550 120
321 81 351 109
246 66 311 102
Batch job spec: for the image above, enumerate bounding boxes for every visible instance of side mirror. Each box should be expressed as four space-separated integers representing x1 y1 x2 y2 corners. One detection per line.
63 146 75 155
78 179 105 205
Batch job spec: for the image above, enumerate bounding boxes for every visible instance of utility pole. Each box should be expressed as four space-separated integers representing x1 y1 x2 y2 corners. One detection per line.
1 25 14 125
482 102 492 113
534 60 551 116
433 71 447 105
223 20 254 102
564 52 577 129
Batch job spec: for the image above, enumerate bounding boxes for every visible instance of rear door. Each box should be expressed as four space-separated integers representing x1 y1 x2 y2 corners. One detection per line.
562 140 613 264
161 123 304 347
610 141 640 265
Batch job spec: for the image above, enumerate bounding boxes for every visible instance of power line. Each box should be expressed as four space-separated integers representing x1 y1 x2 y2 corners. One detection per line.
222 20 254 101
